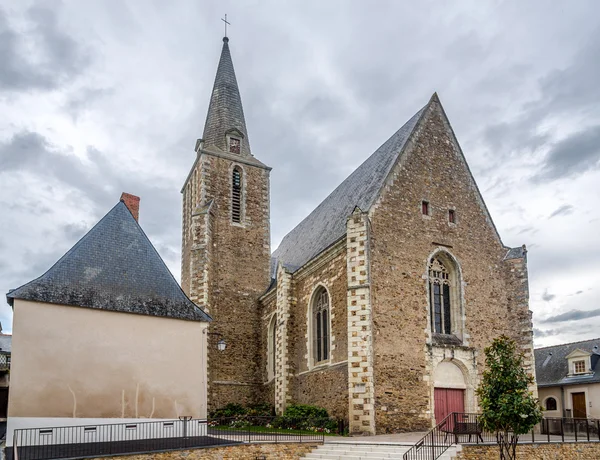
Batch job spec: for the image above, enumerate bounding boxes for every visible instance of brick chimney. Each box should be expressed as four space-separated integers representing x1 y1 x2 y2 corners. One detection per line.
120 193 140 222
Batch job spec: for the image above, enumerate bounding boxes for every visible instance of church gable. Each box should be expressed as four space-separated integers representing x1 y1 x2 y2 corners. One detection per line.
370 94 504 248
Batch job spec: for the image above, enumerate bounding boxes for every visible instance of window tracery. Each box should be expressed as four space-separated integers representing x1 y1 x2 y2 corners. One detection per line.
312 287 330 364
429 257 452 335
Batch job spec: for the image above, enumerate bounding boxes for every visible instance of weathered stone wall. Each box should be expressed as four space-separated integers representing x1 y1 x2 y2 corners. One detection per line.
293 363 348 418
285 243 349 419
368 99 534 433
94 443 319 460
183 151 271 411
456 442 600 459
259 293 277 405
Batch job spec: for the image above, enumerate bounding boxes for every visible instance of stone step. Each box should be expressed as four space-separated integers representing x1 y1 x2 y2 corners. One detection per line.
306 451 407 458
304 455 406 460
322 445 411 452
303 443 458 460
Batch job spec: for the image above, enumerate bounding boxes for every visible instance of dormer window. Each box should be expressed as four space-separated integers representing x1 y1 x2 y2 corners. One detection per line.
574 360 586 374
229 137 241 154
566 349 592 377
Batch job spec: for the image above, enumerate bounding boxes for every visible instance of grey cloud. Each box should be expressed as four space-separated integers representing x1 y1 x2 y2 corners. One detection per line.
482 31 600 161
0 4 90 92
64 87 112 120
528 33 600 117
541 289 555 302
0 131 48 170
0 131 182 284
533 328 560 338
533 125 600 181
549 204 574 219
517 226 538 235
541 308 600 323
61 222 89 242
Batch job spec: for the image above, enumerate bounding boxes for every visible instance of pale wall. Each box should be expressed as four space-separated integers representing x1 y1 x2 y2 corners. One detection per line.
539 384 600 419
8 300 208 421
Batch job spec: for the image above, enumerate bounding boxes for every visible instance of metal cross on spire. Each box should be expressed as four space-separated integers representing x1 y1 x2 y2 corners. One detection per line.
221 14 230 38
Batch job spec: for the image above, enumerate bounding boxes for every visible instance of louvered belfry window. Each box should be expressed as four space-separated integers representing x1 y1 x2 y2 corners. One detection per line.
232 167 242 223
429 257 452 334
313 287 330 364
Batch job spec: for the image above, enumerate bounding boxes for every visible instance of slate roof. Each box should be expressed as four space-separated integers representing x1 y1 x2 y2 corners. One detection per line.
0 335 11 354
271 105 426 276
535 338 600 387
7 201 211 323
504 246 527 260
202 37 252 157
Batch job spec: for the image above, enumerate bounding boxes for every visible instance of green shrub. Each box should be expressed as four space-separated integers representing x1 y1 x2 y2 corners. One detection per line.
210 403 247 419
283 404 329 419
246 403 275 417
273 404 338 433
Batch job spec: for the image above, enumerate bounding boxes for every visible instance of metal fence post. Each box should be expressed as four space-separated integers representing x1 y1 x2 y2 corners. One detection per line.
586 418 590 442
13 429 18 460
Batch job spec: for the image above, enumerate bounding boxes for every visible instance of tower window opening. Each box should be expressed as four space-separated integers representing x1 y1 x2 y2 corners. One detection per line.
229 137 241 154
422 200 430 215
449 209 456 223
232 167 242 223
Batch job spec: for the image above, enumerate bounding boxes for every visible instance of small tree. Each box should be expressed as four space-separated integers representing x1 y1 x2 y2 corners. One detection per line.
476 335 542 460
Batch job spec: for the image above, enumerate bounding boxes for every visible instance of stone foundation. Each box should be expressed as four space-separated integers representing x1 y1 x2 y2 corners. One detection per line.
456 442 600 459
93 443 319 460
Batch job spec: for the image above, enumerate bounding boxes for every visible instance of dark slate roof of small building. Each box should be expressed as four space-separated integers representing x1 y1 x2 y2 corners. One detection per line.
504 246 527 260
7 202 211 323
0 335 11 354
271 105 426 276
202 37 252 157
535 338 600 387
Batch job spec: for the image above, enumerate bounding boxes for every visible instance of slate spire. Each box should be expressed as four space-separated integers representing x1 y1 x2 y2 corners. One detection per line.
202 37 251 156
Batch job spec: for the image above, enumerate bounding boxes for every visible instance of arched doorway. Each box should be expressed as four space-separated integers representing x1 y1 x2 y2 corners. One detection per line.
433 361 466 424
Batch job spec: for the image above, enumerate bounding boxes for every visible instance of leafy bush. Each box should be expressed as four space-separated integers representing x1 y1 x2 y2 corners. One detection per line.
209 403 247 419
209 402 339 434
246 403 275 417
273 404 338 433
283 404 329 419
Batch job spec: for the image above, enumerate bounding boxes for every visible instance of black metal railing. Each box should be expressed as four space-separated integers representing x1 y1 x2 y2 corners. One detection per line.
404 413 600 460
402 412 457 460
10 416 325 460
0 353 10 371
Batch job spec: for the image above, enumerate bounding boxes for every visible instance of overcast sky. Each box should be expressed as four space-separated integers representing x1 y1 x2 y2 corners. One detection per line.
1 1 599 346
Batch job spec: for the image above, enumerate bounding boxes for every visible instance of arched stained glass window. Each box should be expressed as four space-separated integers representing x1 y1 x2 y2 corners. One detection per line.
313 287 330 364
429 257 452 334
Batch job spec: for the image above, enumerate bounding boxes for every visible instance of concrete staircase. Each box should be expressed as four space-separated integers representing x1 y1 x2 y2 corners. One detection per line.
302 442 458 460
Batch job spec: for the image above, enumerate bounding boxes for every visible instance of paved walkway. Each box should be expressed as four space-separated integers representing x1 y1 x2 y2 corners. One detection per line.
325 431 428 445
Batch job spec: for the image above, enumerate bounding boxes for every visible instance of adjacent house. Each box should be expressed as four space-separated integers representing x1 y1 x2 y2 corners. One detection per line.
0 324 11 427
5 194 211 444
535 338 600 419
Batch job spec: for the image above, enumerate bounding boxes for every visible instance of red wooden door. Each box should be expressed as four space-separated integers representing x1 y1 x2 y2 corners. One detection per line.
434 388 465 425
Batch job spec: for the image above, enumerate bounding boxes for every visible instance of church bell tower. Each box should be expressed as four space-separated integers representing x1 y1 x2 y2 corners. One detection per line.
181 36 271 410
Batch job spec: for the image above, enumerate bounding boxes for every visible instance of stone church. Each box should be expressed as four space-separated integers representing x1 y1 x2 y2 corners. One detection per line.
181 36 535 435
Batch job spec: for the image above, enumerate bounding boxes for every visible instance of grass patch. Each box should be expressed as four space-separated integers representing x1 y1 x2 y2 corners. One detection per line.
209 425 337 436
